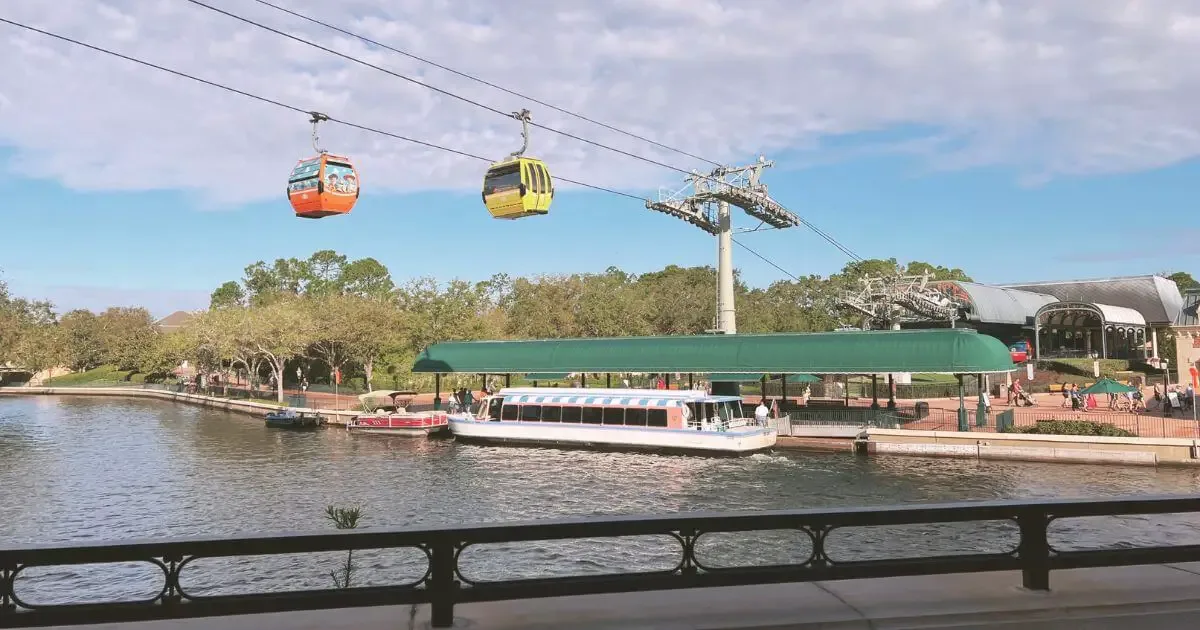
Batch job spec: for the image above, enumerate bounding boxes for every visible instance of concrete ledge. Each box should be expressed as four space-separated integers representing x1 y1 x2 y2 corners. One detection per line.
870 427 1199 448
34 564 1200 629
866 440 1161 466
0 387 358 424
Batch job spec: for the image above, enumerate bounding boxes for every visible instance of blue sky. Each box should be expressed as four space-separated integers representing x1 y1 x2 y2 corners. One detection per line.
2 0 1199 317
4 144 1197 318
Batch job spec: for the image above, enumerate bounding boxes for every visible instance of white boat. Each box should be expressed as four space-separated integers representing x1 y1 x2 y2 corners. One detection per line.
348 391 449 437
449 387 776 455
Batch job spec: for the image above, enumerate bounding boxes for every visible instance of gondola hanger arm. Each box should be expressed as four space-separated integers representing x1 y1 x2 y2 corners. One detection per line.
309 111 330 154
510 108 531 158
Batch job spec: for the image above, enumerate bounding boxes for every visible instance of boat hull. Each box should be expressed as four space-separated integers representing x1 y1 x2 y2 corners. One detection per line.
448 418 776 456
348 413 449 438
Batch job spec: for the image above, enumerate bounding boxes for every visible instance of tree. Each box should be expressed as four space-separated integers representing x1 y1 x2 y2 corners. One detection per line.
94 307 156 371
346 298 408 391
340 258 394 301
13 324 64 379
209 281 246 309
139 328 193 376
57 310 103 371
904 261 972 282
305 296 357 388
634 265 730 335
1167 271 1199 292
242 257 313 305
248 300 315 402
398 278 491 350
0 280 55 365
306 250 349 298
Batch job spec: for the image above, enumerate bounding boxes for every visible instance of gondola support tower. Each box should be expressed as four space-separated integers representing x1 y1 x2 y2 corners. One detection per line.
647 157 801 334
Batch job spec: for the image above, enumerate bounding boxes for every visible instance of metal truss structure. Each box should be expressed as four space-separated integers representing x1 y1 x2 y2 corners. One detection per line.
648 157 801 334
839 273 967 328
646 156 801 235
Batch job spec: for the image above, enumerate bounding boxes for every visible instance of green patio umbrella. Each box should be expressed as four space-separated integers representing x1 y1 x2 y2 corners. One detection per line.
1079 378 1137 395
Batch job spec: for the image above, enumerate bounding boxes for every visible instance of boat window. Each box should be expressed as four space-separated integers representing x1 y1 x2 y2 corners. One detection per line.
541 405 562 422
484 163 521 193
624 408 647 426
734 402 745 417
561 405 582 423
647 409 668 427
487 398 503 420
601 407 624 425
500 404 518 421
686 403 702 421
718 403 732 421
581 406 603 424
521 405 542 421
704 403 717 420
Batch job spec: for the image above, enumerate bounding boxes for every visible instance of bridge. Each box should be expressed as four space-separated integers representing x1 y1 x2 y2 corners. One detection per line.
5 495 1200 629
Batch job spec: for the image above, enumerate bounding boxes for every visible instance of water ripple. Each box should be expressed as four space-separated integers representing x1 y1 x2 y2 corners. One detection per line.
4 395 1200 600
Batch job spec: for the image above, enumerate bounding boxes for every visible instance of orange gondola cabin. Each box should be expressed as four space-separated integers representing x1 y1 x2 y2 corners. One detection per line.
287 153 360 219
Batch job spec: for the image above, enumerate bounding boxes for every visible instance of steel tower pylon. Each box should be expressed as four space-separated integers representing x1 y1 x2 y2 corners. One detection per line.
648 156 801 334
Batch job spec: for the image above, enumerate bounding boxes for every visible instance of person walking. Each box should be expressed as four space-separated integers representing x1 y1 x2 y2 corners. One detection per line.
754 400 770 426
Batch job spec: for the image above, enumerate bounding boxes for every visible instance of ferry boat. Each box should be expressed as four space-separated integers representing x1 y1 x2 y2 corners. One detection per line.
348 391 449 437
448 387 776 455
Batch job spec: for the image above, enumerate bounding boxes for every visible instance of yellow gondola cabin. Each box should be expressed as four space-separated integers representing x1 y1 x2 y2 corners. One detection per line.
482 108 553 219
482 156 553 219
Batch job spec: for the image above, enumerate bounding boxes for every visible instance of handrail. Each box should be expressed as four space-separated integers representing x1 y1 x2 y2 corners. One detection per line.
3 494 1200 628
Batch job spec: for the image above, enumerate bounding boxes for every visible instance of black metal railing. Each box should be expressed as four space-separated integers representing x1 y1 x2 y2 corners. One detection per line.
3 495 1200 628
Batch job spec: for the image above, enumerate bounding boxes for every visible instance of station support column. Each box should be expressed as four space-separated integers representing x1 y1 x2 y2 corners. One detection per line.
434 374 442 410
956 374 968 431
975 373 989 427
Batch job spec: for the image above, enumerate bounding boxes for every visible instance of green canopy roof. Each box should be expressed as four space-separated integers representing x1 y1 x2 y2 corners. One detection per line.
1080 378 1137 395
412 329 1015 375
708 373 821 383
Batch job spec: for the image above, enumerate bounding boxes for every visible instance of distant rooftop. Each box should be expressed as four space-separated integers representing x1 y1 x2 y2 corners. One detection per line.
998 275 1183 325
155 310 196 331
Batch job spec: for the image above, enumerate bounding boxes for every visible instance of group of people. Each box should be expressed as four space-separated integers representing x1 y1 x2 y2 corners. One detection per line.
444 388 477 414
1150 382 1195 417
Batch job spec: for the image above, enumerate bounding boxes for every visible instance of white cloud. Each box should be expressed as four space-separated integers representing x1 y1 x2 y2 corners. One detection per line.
1 0 1199 206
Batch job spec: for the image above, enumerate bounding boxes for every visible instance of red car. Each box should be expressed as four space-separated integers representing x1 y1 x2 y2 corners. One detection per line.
1009 340 1032 364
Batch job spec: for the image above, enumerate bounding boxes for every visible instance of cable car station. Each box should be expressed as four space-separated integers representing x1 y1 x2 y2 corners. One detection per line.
412 328 1017 424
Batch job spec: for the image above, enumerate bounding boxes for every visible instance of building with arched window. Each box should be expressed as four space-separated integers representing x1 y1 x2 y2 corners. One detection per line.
871 275 1183 362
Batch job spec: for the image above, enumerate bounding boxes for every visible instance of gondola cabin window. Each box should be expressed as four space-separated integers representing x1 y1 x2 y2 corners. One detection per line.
289 158 321 192
484 163 521 194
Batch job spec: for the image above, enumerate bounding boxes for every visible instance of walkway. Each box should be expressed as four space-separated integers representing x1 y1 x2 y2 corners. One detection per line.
33 564 1200 629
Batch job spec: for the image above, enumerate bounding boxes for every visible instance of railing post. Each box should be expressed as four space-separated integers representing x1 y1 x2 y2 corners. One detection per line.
429 540 459 628
1017 509 1051 591
1 565 14 614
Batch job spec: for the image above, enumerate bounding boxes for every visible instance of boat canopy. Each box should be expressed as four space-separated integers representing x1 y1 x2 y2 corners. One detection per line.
496 387 742 408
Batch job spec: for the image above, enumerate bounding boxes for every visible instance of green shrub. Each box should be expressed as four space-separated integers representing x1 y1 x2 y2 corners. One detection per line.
1036 359 1132 378
1007 419 1135 437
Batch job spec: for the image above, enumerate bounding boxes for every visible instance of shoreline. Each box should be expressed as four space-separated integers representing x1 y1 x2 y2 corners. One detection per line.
4 386 1198 466
0 385 359 423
